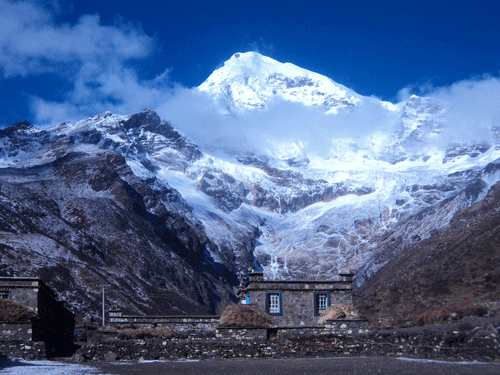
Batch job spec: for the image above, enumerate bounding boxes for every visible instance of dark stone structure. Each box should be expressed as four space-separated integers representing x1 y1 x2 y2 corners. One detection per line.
0 277 75 357
237 272 354 326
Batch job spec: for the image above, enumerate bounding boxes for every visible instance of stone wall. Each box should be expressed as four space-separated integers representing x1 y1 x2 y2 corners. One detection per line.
0 323 33 342
216 328 268 340
0 323 46 360
276 320 370 339
108 315 220 335
280 291 314 325
238 275 355 327
215 320 369 341
5 288 38 312
0 340 46 360
251 290 352 326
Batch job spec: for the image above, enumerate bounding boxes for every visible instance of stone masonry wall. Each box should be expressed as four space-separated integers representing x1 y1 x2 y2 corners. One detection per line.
0 323 46 360
251 290 352 326
108 316 220 336
0 323 33 341
281 291 315 326
215 321 369 341
5 288 38 313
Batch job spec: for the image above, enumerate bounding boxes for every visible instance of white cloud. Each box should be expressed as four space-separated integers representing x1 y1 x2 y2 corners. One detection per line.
0 0 168 126
158 91 398 158
32 64 175 125
249 39 275 56
429 75 500 144
0 0 152 78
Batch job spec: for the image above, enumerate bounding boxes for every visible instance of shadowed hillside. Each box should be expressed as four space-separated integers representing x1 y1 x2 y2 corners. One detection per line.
355 181 500 327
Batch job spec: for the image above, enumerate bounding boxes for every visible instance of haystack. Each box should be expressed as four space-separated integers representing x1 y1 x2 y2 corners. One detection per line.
317 303 360 325
220 304 272 328
0 299 36 324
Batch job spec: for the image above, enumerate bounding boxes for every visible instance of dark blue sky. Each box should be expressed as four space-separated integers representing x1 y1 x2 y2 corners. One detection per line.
0 0 499 127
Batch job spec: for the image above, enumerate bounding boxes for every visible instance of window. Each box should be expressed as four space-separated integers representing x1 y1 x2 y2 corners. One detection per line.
265 291 282 316
269 294 280 313
0 291 8 299
317 294 328 313
314 292 330 316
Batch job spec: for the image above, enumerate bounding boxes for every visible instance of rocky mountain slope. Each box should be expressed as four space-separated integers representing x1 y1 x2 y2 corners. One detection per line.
1 52 499 321
0 114 237 318
355 176 500 327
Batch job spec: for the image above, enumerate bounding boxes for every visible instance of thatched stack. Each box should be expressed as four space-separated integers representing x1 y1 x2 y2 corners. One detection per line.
220 304 272 328
0 299 36 324
317 303 360 325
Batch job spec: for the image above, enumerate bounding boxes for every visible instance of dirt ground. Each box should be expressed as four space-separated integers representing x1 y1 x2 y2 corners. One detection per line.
88 357 500 375
2 356 500 374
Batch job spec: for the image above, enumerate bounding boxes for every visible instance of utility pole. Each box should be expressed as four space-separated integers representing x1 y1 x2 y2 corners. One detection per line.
98 285 110 327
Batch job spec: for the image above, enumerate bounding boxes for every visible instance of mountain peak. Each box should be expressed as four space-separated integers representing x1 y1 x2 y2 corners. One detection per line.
0 120 34 137
199 52 360 114
220 52 304 77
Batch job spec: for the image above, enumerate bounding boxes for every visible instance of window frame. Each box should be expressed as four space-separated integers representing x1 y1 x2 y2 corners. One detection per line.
314 292 330 316
265 291 283 316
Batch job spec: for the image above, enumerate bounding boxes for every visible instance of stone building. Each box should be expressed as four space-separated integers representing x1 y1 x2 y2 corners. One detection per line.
237 272 354 326
0 277 75 356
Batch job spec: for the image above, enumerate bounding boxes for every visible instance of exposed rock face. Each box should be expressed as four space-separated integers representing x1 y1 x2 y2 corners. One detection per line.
0 121 52 162
444 143 492 163
380 95 445 164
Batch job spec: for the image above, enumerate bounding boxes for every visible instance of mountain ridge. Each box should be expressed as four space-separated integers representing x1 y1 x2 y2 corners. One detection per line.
1 52 499 322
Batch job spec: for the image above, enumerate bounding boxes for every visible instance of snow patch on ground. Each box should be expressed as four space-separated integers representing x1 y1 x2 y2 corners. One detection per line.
0 360 110 374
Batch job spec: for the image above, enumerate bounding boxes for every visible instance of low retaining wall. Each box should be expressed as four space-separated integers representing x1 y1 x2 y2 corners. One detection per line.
216 328 268 340
108 315 220 335
0 323 46 360
279 319 370 339
216 320 370 341
73 327 500 362
0 339 46 360
0 323 33 341
109 315 368 335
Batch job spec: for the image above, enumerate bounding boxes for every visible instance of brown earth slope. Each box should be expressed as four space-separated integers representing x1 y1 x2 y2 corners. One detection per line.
355 180 500 327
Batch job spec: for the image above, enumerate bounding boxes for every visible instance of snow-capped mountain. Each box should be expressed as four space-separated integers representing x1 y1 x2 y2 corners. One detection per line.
1 52 500 319
198 52 363 114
